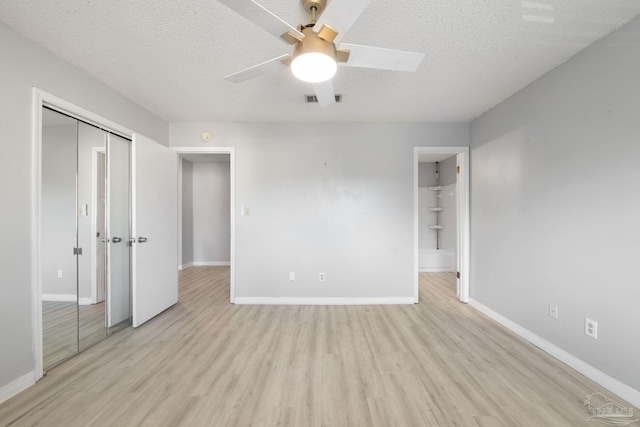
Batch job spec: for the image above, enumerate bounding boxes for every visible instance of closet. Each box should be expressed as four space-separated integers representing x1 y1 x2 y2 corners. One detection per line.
41 107 132 370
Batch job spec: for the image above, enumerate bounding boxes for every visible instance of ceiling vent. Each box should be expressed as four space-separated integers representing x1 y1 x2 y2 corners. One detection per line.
305 94 342 103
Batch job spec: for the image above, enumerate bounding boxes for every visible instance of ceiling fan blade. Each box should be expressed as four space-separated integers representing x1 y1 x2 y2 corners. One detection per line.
312 80 336 107
224 54 290 83
313 0 371 44
218 0 303 43
339 43 425 72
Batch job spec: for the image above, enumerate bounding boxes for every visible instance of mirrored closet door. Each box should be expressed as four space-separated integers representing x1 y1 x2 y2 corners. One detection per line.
41 107 132 370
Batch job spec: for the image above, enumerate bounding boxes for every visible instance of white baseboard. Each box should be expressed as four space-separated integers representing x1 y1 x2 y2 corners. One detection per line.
41 293 76 302
234 297 415 305
180 262 230 270
192 261 230 267
41 295 93 305
419 267 455 273
469 298 640 409
0 371 35 405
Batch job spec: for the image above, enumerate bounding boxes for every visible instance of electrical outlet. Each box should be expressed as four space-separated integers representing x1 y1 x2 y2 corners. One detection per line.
319 273 325 282
57 269 63 279
585 318 598 339
289 272 295 281
549 304 558 319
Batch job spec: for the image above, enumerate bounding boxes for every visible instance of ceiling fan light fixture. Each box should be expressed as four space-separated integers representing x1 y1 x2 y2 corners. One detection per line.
291 52 337 83
290 27 337 83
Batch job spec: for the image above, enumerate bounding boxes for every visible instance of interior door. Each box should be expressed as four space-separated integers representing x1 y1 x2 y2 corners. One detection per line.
132 134 178 327
107 134 132 327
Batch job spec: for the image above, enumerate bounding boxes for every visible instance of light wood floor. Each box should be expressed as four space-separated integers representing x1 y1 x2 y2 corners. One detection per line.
42 301 108 370
2 268 636 426
42 302 78 370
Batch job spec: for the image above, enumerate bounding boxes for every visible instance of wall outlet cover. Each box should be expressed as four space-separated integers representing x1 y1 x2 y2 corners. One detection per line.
585 318 598 339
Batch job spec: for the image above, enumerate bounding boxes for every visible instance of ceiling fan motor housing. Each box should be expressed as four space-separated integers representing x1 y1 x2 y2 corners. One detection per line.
293 27 337 61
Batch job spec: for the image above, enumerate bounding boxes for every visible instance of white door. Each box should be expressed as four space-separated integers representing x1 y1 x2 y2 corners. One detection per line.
132 134 178 327
107 134 131 327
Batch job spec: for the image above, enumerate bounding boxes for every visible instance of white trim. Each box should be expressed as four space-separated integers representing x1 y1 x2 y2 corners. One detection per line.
31 88 44 381
178 262 193 270
469 299 640 409
234 297 416 305
418 267 456 273
78 297 93 306
191 261 230 267
179 262 230 270
40 90 133 138
414 146 470 304
0 371 35 406
173 147 236 303
90 146 106 305
177 158 183 270
130 135 138 326
41 294 77 302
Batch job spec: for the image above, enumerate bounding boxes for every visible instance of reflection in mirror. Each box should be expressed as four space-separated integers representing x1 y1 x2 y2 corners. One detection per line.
40 108 133 369
41 108 79 370
107 134 131 333
78 122 108 351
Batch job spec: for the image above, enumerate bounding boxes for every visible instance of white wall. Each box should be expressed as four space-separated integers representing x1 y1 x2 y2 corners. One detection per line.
439 155 457 186
470 16 640 392
418 163 437 251
171 123 469 299
438 156 457 256
418 162 436 188
77 122 107 302
192 161 230 265
181 160 194 267
439 183 457 255
41 124 77 297
0 20 168 391
418 159 458 254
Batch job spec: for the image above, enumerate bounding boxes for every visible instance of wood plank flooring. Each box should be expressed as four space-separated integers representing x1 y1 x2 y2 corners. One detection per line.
42 302 78 370
42 301 109 370
1 268 636 426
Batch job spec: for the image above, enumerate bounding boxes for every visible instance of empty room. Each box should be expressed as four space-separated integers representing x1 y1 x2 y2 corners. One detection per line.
0 1 639 426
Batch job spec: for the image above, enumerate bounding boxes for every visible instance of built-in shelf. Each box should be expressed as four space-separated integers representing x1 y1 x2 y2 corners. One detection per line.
428 207 444 212
429 225 444 230
427 186 444 191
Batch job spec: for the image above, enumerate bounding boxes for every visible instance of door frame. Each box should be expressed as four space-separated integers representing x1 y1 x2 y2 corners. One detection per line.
414 146 470 303
31 89 134 381
173 147 236 304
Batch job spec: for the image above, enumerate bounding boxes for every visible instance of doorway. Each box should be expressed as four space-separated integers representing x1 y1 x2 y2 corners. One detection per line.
414 147 469 303
39 107 132 371
174 147 236 303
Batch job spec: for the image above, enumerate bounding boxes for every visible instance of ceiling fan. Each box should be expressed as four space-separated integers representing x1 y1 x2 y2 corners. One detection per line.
218 0 425 106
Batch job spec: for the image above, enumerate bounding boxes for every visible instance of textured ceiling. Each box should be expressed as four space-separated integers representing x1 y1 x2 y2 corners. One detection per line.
1 1 639 123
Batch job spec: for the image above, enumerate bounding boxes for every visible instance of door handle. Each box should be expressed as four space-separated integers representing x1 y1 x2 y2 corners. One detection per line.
112 237 122 243
137 237 148 243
